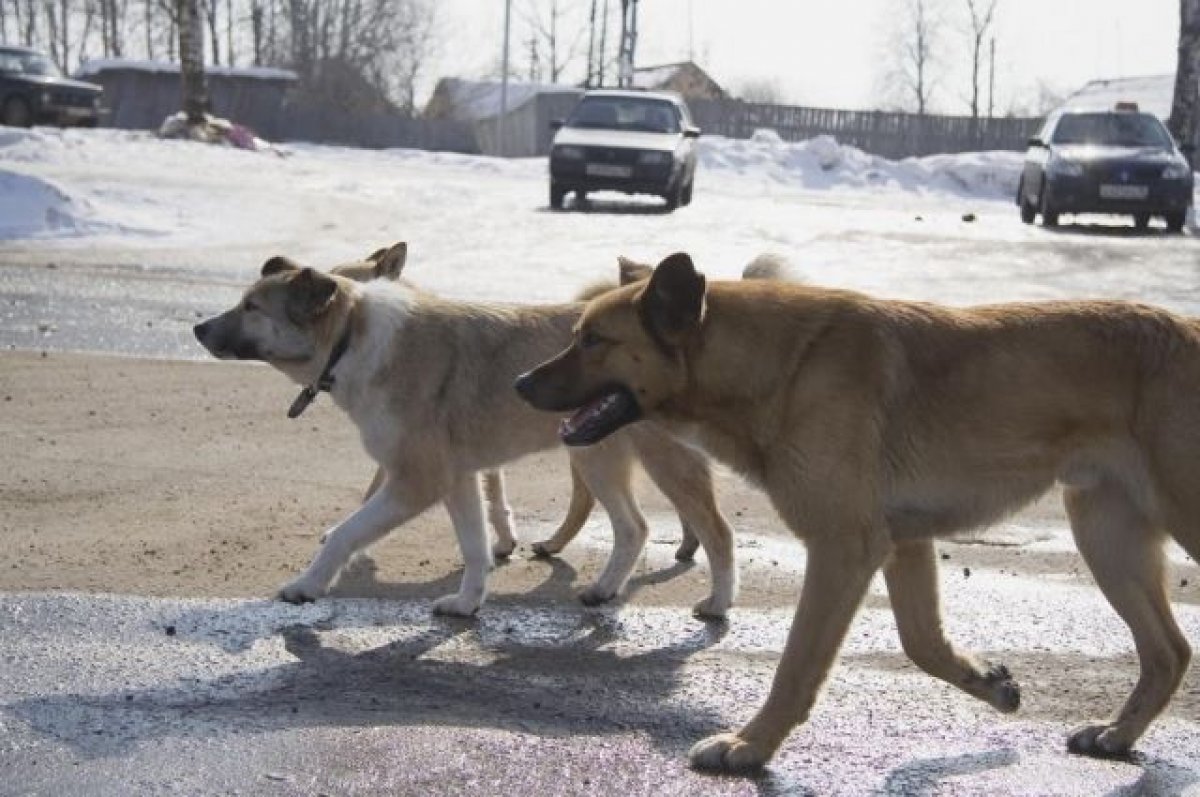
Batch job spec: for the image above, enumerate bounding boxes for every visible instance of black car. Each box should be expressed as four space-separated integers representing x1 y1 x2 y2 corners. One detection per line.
0 45 103 128
548 89 700 211
1017 104 1193 232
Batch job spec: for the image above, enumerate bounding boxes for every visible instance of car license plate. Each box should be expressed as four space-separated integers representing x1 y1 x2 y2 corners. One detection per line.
1099 184 1149 200
586 163 633 178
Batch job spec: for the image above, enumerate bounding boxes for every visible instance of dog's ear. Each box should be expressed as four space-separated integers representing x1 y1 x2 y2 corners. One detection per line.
286 267 338 321
618 256 652 285
374 242 407 281
640 252 706 344
261 256 301 278
365 247 389 263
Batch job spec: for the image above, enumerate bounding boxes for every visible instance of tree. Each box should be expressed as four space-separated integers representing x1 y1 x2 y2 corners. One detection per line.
175 0 208 124
1169 0 1200 160
520 0 589 84
964 0 998 120
879 0 941 116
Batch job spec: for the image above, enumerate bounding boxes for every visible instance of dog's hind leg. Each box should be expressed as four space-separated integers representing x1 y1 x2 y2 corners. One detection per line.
637 432 737 619
884 539 1021 712
531 462 597 557
280 480 433 604
483 469 518 559
437 473 494 616
572 444 649 606
1063 482 1191 758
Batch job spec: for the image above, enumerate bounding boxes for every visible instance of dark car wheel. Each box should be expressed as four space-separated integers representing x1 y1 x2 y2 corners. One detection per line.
1039 190 1059 228
681 177 694 206
1018 194 1036 224
549 181 566 211
1165 210 1187 233
1134 213 1151 230
2 96 33 128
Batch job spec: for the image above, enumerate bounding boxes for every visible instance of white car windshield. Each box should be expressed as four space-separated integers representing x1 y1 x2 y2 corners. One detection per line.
566 97 681 134
0 50 61 77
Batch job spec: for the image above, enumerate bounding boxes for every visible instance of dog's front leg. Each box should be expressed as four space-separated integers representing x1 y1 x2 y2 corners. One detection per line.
435 474 493 617
689 532 889 772
279 483 420 603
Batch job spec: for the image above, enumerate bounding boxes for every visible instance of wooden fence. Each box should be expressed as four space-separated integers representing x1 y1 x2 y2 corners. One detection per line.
688 99 1040 159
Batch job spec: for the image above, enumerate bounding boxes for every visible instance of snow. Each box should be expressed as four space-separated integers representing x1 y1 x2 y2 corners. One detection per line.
429 77 579 120
76 57 297 82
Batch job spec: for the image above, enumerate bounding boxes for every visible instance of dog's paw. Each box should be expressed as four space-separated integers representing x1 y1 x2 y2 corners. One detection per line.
432 593 482 618
979 662 1021 713
578 584 619 606
688 732 770 773
1067 723 1136 760
492 539 516 560
530 540 561 559
692 595 730 620
278 578 325 604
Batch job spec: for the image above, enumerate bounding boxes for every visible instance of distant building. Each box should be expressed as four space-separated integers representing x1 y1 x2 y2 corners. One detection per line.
631 61 725 100
424 77 580 121
1057 75 1174 121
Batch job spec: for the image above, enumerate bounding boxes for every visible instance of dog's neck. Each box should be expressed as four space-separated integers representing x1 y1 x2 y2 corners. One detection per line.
286 322 353 419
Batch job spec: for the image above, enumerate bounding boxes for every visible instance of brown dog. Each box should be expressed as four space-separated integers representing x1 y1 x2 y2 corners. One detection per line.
516 252 1197 771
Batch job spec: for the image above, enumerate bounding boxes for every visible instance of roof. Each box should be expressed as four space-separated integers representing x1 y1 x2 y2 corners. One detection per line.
0 45 40 55
427 77 580 120
580 88 684 103
1058 75 1174 121
76 58 297 82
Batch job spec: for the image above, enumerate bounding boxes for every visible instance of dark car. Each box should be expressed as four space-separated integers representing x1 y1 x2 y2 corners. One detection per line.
0 45 103 128
548 89 700 211
1016 103 1193 232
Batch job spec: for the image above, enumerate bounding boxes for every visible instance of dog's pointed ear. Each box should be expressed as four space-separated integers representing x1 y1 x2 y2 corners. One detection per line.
640 252 706 344
618 255 653 285
365 247 389 263
374 242 407 280
261 255 301 278
286 267 338 321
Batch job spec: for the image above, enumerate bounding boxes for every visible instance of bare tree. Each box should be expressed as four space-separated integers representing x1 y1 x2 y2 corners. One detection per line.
201 0 220 64
1169 0 1200 160
735 78 785 105
964 0 998 120
175 0 207 123
878 0 941 115
520 0 589 84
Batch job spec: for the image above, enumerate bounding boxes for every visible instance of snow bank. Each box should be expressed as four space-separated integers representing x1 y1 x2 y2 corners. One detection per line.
0 169 100 238
699 131 1024 199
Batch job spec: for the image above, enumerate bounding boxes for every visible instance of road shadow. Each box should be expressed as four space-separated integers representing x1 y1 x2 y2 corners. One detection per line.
541 196 674 216
872 749 1020 796
1038 220 1185 238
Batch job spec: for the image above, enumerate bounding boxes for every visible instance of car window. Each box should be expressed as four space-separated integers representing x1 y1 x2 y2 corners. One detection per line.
566 97 681 134
1051 112 1173 148
0 51 59 76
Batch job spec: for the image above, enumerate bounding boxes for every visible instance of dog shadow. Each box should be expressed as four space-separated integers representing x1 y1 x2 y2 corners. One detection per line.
5 601 731 764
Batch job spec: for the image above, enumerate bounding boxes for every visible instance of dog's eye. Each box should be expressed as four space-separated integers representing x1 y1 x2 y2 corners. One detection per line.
579 330 606 350
243 300 259 313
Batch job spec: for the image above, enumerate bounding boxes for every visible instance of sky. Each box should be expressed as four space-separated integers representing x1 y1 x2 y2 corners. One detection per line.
427 0 1181 115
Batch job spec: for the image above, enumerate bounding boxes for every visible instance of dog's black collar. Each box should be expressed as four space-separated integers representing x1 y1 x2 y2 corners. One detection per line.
287 325 352 419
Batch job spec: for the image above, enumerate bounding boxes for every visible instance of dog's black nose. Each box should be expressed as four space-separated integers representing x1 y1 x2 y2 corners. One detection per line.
513 372 536 402
193 319 212 343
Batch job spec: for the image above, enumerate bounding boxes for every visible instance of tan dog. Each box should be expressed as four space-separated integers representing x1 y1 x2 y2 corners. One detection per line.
516 252 1198 770
193 250 737 617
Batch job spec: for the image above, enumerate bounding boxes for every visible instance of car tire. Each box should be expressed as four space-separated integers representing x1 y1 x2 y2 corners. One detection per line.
2 96 33 128
681 177 694 206
1134 213 1150 230
1039 190 1059 228
549 181 566 211
663 180 685 212
1165 209 1187 233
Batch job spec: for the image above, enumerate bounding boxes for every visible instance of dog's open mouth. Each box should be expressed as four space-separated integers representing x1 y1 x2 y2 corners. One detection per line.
559 386 641 446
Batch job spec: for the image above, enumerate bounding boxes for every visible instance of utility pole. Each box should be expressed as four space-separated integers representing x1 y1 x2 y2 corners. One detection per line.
988 37 996 119
586 0 597 87
499 0 511 157
617 0 637 88
598 0 609 86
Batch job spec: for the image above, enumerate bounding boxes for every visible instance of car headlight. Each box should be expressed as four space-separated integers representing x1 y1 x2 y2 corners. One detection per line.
554 145 584 160
1163 162 1192 179
1047 155 1084 177
637 150 672 166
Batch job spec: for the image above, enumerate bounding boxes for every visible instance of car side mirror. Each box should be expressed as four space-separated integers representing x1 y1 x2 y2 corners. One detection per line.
1027 137 1046 148
683 126 702 139
549 118 564 131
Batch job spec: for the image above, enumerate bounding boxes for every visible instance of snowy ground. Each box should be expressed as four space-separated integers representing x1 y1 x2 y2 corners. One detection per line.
2 128 1200 795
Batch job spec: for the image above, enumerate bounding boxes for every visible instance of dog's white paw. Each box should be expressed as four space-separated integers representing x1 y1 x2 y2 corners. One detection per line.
492 539 516 560
578 584 619 606
692 594 730 620
432 592 482 617
277 577 326 604
1067 723 1135 759
688 732 770 773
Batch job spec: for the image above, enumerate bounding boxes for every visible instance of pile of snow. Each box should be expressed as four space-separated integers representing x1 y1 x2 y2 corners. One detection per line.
0 168 100 238
699 131 1024 199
